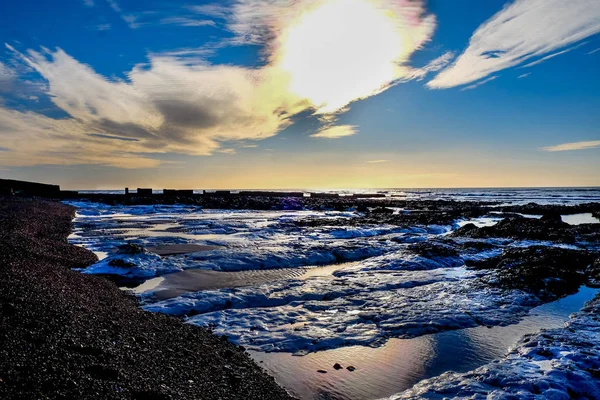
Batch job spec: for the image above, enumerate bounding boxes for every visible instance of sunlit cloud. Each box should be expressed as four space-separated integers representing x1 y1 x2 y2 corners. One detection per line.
542 140 600 152
311 125 358 139
0 0 437 167
428 0 600 89
266 0 436 113
367 159 389 163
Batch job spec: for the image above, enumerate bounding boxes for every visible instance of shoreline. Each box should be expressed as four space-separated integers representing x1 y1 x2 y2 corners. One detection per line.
0 197 293 399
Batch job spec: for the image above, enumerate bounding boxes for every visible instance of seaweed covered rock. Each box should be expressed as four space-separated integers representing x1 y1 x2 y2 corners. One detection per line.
468 246 597 300
453 215 583 243
117 243 146 254
408 241 459 258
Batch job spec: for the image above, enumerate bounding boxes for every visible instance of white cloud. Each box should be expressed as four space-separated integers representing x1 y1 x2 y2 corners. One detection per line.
542 140 600 152
518 72 531 79
83 0 94 7
367 159 389 163
460 76 497 91
589 48 600 54
428 0 600 89
311 125 358 139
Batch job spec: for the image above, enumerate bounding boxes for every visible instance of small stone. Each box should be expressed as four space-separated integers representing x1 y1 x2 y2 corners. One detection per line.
346 366 356 372
333 363 343 370
317 370 327 374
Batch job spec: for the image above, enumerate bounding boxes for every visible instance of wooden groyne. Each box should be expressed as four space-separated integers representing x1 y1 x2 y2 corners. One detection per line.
0 179 387 200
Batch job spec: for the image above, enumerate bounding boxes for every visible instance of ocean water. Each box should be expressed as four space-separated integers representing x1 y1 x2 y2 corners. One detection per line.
65 189 600 399
77 187 600 205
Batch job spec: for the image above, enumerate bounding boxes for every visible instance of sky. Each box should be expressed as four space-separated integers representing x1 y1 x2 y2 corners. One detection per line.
0 0 599 190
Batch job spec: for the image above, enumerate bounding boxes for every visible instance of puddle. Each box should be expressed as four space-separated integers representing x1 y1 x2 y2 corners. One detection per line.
561 213 599 225
250 286 600 400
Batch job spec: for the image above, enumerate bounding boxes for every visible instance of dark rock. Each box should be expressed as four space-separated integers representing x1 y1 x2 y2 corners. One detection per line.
117 243 146 254
317 370 327 374
333 363 342 370
540 212 562 224
471 246 597 300
346 366 356 372
452 215 586 243
108 258 136 268
370 207 394 214
408 242 459 258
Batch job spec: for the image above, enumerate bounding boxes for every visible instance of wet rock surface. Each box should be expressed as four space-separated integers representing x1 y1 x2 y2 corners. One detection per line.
468 246 599 300
453 214 600 243
0 197 292 400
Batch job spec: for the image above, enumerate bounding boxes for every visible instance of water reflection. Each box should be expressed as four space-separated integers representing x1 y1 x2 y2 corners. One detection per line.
252 287 599 400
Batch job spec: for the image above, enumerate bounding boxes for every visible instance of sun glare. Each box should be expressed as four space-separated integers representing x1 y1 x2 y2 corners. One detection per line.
276 0 407 113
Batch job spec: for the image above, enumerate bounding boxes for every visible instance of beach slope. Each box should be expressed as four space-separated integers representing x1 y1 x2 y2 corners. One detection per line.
0 197 292 400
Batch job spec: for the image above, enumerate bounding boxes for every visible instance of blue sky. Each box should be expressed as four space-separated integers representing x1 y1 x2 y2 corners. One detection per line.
0 0 599 189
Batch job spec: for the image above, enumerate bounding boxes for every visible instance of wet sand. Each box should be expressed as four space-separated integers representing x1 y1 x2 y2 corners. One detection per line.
136 262 358 300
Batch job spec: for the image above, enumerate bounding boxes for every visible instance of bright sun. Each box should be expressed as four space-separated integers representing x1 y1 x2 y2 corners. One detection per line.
276 0 407 113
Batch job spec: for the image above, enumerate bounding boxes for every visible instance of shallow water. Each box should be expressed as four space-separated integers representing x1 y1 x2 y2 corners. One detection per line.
561 212 599 225
250 286 600 400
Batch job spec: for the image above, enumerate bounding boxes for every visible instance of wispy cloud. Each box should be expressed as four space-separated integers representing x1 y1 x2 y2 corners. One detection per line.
367 159 389 163
159 17 216 27
428 0 600 89
542 140 600 152
82 0 94 7
460 76 497 91
520 42 589 68
94 23 111 31
106 0 121 13
588 48 600 54
187 4 230 19
311 125 358 139
218 148 237 155
518 72 531 79
406 51 455 81
0 61 14 92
